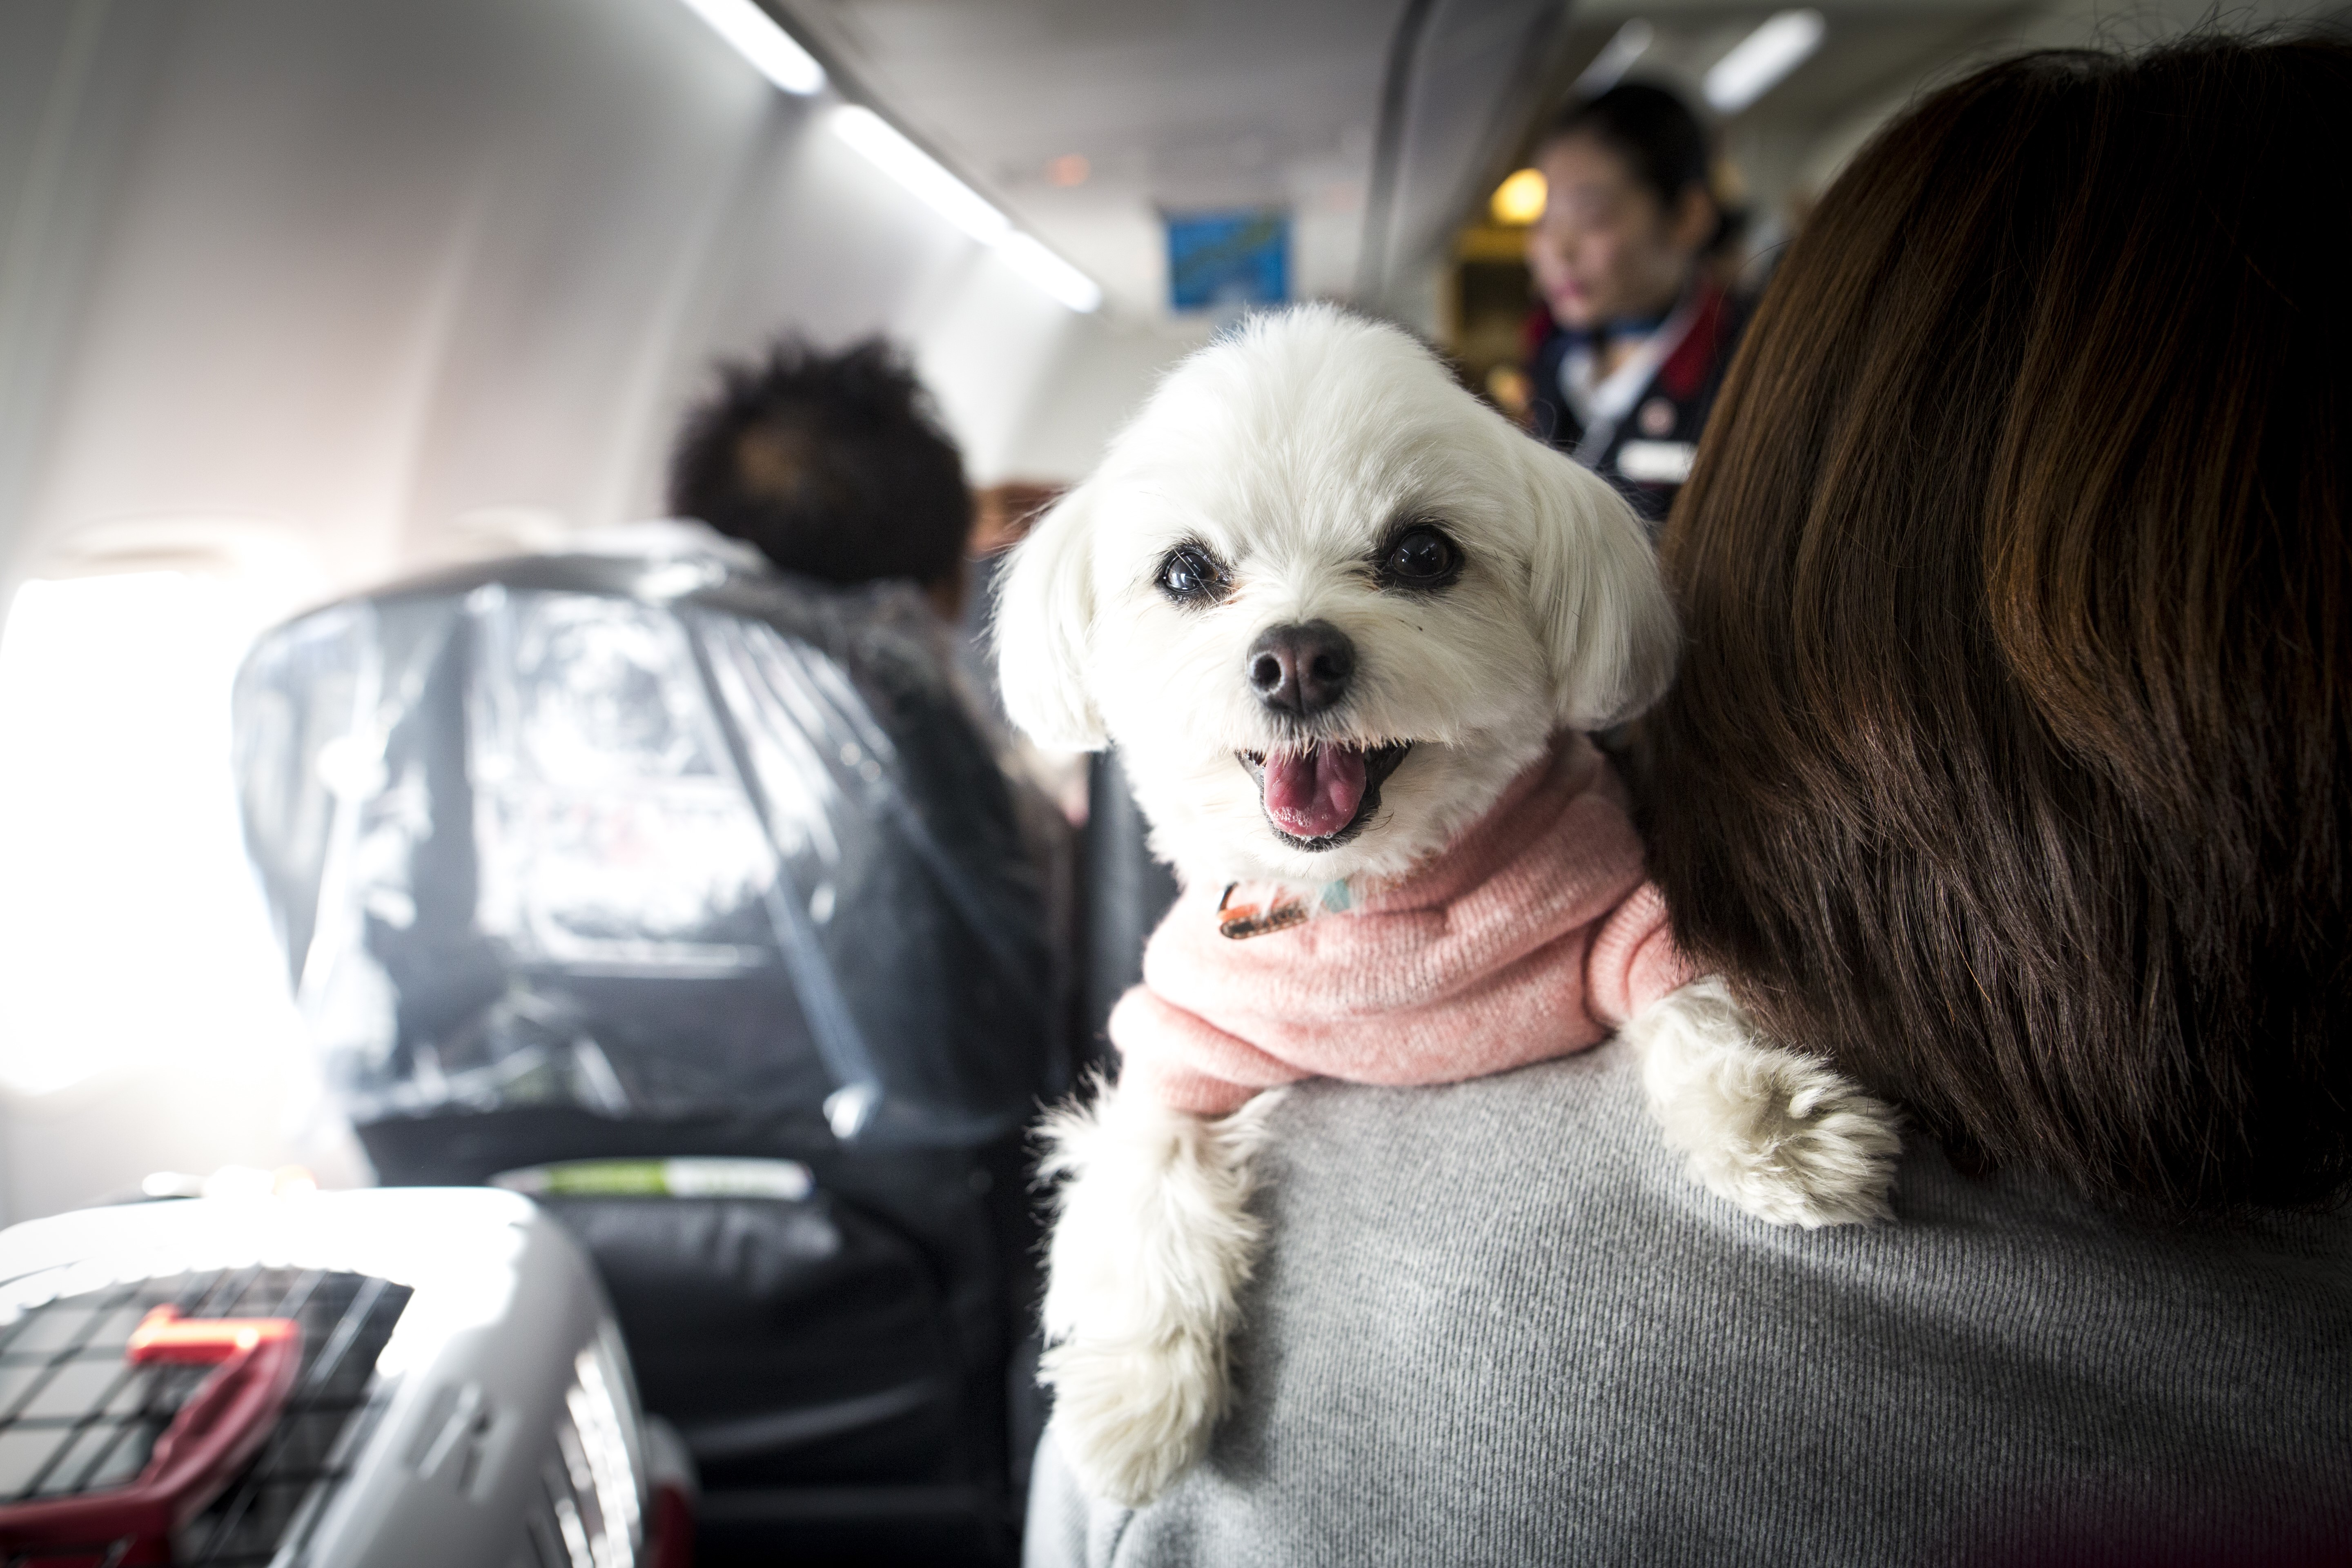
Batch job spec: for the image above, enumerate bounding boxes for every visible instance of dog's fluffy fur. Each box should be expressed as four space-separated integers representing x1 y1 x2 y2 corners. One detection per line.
1035 1081 1285 1505
1627 977 1903 1227
998 305 1901 1506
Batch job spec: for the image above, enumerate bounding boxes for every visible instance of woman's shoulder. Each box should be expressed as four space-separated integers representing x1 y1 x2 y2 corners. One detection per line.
1266 1043 2351 1270
1029 1047 2352 1567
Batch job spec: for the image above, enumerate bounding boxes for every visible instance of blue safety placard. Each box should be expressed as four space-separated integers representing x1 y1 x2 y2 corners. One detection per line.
1165 209 1290 311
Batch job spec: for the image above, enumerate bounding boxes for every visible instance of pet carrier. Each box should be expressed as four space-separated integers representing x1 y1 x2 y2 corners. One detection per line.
0 1187 689 1568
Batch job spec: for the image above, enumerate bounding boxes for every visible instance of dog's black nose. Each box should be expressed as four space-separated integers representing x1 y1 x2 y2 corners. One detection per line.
1247 621 1354 717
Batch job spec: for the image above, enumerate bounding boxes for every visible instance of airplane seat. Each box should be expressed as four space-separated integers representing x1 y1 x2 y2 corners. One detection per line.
232 550 1064 1564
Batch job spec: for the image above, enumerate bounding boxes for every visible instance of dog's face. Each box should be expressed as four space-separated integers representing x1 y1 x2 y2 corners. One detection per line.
996 305 1676 891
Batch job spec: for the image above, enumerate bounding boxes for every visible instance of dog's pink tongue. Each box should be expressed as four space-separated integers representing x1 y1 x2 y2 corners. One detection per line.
1264 746 1367 839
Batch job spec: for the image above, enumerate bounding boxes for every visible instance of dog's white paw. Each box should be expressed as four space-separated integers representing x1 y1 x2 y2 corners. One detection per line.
1038 1324 1227 1507
1626 976 1903 1227
1035 1078 1281 1507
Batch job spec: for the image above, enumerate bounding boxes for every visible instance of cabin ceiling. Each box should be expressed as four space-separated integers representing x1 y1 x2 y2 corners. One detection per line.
775 0 1579 321
1562 0 2030 134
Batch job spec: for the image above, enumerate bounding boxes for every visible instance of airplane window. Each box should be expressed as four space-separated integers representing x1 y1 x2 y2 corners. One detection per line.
0 572 306 1099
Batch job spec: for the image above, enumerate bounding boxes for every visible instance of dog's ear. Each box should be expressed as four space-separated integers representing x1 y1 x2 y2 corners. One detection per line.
992 485 1109 750
1518 437 1680 730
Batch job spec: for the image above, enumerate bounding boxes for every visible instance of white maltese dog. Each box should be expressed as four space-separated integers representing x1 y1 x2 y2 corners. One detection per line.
995 305 1902 1507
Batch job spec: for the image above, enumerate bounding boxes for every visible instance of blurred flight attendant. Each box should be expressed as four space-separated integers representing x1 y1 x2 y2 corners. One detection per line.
1523 82 1748 526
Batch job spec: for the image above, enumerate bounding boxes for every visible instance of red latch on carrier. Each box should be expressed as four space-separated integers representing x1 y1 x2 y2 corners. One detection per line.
0 1305 304 1566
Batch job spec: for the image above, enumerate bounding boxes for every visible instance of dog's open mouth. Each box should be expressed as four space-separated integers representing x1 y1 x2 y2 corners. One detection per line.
1238 742 1412 851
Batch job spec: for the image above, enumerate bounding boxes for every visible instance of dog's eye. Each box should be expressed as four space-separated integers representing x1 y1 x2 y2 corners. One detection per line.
1156 543 1227 605
1379 525 1463 590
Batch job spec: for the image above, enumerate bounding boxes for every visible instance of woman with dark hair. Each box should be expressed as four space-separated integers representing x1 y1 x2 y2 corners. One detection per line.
1028 35 2351 1565
1646 38 2351 1215
1523 81 1745 524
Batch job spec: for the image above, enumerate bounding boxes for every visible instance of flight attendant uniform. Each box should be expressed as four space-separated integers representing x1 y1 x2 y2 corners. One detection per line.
1524 283 1746 528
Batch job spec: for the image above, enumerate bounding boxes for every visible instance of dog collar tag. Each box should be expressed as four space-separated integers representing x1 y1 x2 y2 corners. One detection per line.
1319 880 1352 913
1217 882 1311 940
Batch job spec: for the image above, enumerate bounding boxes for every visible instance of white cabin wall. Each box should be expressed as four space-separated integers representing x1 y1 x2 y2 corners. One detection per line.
993 316 1214 483
0 0 1131 602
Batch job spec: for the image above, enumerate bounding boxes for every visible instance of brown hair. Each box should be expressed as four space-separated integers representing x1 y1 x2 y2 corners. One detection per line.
1646 36 2352 1211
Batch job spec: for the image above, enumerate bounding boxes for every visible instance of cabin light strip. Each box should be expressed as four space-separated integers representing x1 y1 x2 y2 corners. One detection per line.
1704 9 1825 114
830 107 1105 313
674 0 826 95
991 232 1105 314
831 106 1009 243
675 0 1104 313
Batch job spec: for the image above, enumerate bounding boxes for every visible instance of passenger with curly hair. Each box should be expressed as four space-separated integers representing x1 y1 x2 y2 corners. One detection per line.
667 336 974 614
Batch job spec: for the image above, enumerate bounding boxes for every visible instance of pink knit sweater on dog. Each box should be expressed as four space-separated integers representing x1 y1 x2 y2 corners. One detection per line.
1110 733 1693 1118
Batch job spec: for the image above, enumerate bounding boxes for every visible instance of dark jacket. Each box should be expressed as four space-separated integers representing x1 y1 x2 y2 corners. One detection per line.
1526 283 1748 527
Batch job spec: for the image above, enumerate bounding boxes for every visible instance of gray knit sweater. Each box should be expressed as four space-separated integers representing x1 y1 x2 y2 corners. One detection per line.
1024 1044 2352 1566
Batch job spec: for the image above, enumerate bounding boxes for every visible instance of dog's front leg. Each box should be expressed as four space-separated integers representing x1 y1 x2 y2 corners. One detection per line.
1624 977 1904 1227
1035 1075 1283 1507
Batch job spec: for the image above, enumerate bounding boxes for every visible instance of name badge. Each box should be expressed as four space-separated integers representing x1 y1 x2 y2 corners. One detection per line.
1617 439 1696 485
